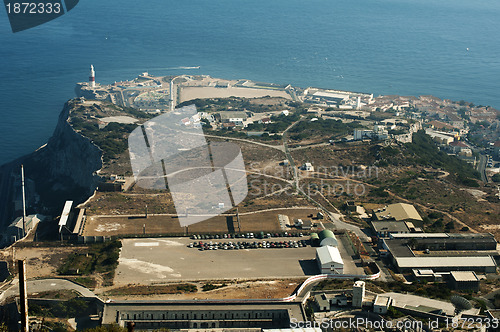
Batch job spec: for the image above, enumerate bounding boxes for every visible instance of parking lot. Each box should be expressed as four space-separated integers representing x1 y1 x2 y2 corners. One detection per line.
115 234 363 284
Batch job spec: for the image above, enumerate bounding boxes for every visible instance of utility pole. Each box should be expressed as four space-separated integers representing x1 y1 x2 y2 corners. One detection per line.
236 208 241 233
18 259 29 332
21 165 27 238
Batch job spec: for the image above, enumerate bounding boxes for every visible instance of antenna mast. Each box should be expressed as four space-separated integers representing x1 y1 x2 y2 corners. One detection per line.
21 165 27 238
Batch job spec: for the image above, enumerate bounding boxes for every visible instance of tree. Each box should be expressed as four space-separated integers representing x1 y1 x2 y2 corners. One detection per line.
492 173 500 183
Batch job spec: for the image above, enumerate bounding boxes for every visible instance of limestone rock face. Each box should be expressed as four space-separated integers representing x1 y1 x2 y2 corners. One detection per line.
0 101 103 229
41 102 103 191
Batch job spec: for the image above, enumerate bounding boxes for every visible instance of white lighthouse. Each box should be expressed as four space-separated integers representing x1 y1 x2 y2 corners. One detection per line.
89 64 96 88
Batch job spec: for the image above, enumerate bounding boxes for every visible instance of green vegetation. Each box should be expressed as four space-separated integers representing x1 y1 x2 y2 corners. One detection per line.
177 284 198 292
71 119 136 161
178 96 293 114
288 118 363 140
372 281 452 300
202 283 227 291
386 306 405 319
73 276 97 289
58 241 121 285
492 173 500 182
105 283 197 296
377 131 480 186
85 325 129 332
29 298 92 318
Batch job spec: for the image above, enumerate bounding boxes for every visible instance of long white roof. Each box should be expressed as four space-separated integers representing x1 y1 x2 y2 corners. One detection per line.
58 201 73 232
316 245 343 265
390 233 448 239
396 256 496 269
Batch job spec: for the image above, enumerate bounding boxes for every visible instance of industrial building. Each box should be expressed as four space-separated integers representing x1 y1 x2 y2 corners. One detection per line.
373 203 423 223
318 229 338 247
352 281 365 308
316 245 344 274
393 256 496 273
5 214 46 243
388 232 498 251
219 111 247 126
57 201 87 240
353 125 388 141
382 233 499 274
371 221 411 238
102 301 305 329
449 271 480 291
373 295 393 314
308 91 349 106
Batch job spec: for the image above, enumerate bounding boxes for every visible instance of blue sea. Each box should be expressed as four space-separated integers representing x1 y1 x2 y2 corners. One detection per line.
0 0 499 165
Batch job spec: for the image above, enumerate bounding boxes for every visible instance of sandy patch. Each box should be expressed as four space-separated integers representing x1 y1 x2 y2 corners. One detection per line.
94 223 125 233
100 116 138 124
118 258 178 279
461 188 487 201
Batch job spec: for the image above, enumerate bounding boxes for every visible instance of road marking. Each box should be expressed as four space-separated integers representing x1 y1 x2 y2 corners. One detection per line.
134 242 159 247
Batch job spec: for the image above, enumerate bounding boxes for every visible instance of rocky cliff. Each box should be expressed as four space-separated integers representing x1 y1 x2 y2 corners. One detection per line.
0 100 103 231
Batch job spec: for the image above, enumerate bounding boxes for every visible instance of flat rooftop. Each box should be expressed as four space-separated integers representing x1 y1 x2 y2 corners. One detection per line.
395 256 496 269
450 271 479 282
374 295 391 306
103 301 305 324
382 239 414 258
372 221 410 233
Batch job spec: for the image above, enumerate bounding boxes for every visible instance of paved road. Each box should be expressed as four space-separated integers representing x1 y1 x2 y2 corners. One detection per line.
0 278 97 304
202 133 285 152
478 154 488 183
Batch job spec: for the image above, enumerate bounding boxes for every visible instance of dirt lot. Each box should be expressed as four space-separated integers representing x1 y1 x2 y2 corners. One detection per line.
82 208 321 236
0 246 82 279
99 279 304 301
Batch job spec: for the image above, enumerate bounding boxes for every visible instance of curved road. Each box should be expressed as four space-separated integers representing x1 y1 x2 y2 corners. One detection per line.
0 278 97 304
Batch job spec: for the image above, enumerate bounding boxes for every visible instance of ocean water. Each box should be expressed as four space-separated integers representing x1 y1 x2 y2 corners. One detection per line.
0 0 499 165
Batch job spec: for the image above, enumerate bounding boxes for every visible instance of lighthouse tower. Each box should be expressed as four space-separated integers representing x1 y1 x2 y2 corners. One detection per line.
89 65 96 88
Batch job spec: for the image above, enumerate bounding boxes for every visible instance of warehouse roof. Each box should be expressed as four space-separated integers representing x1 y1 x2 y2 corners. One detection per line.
372 221 410 234
316 246 343 265
390 233 496 240
58 201 73 232
395 256 496 269
374 203 422 221
450 271 479 282
312 91 349 100
318 229 335 240
390 233 449 239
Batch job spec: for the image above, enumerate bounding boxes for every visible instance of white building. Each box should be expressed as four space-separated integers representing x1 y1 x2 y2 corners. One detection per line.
301 163 314 172
6 214 45 242
354 129 373 141
316 245 344 274
352 280 365 308
373 295 393 314
59 200 73 233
